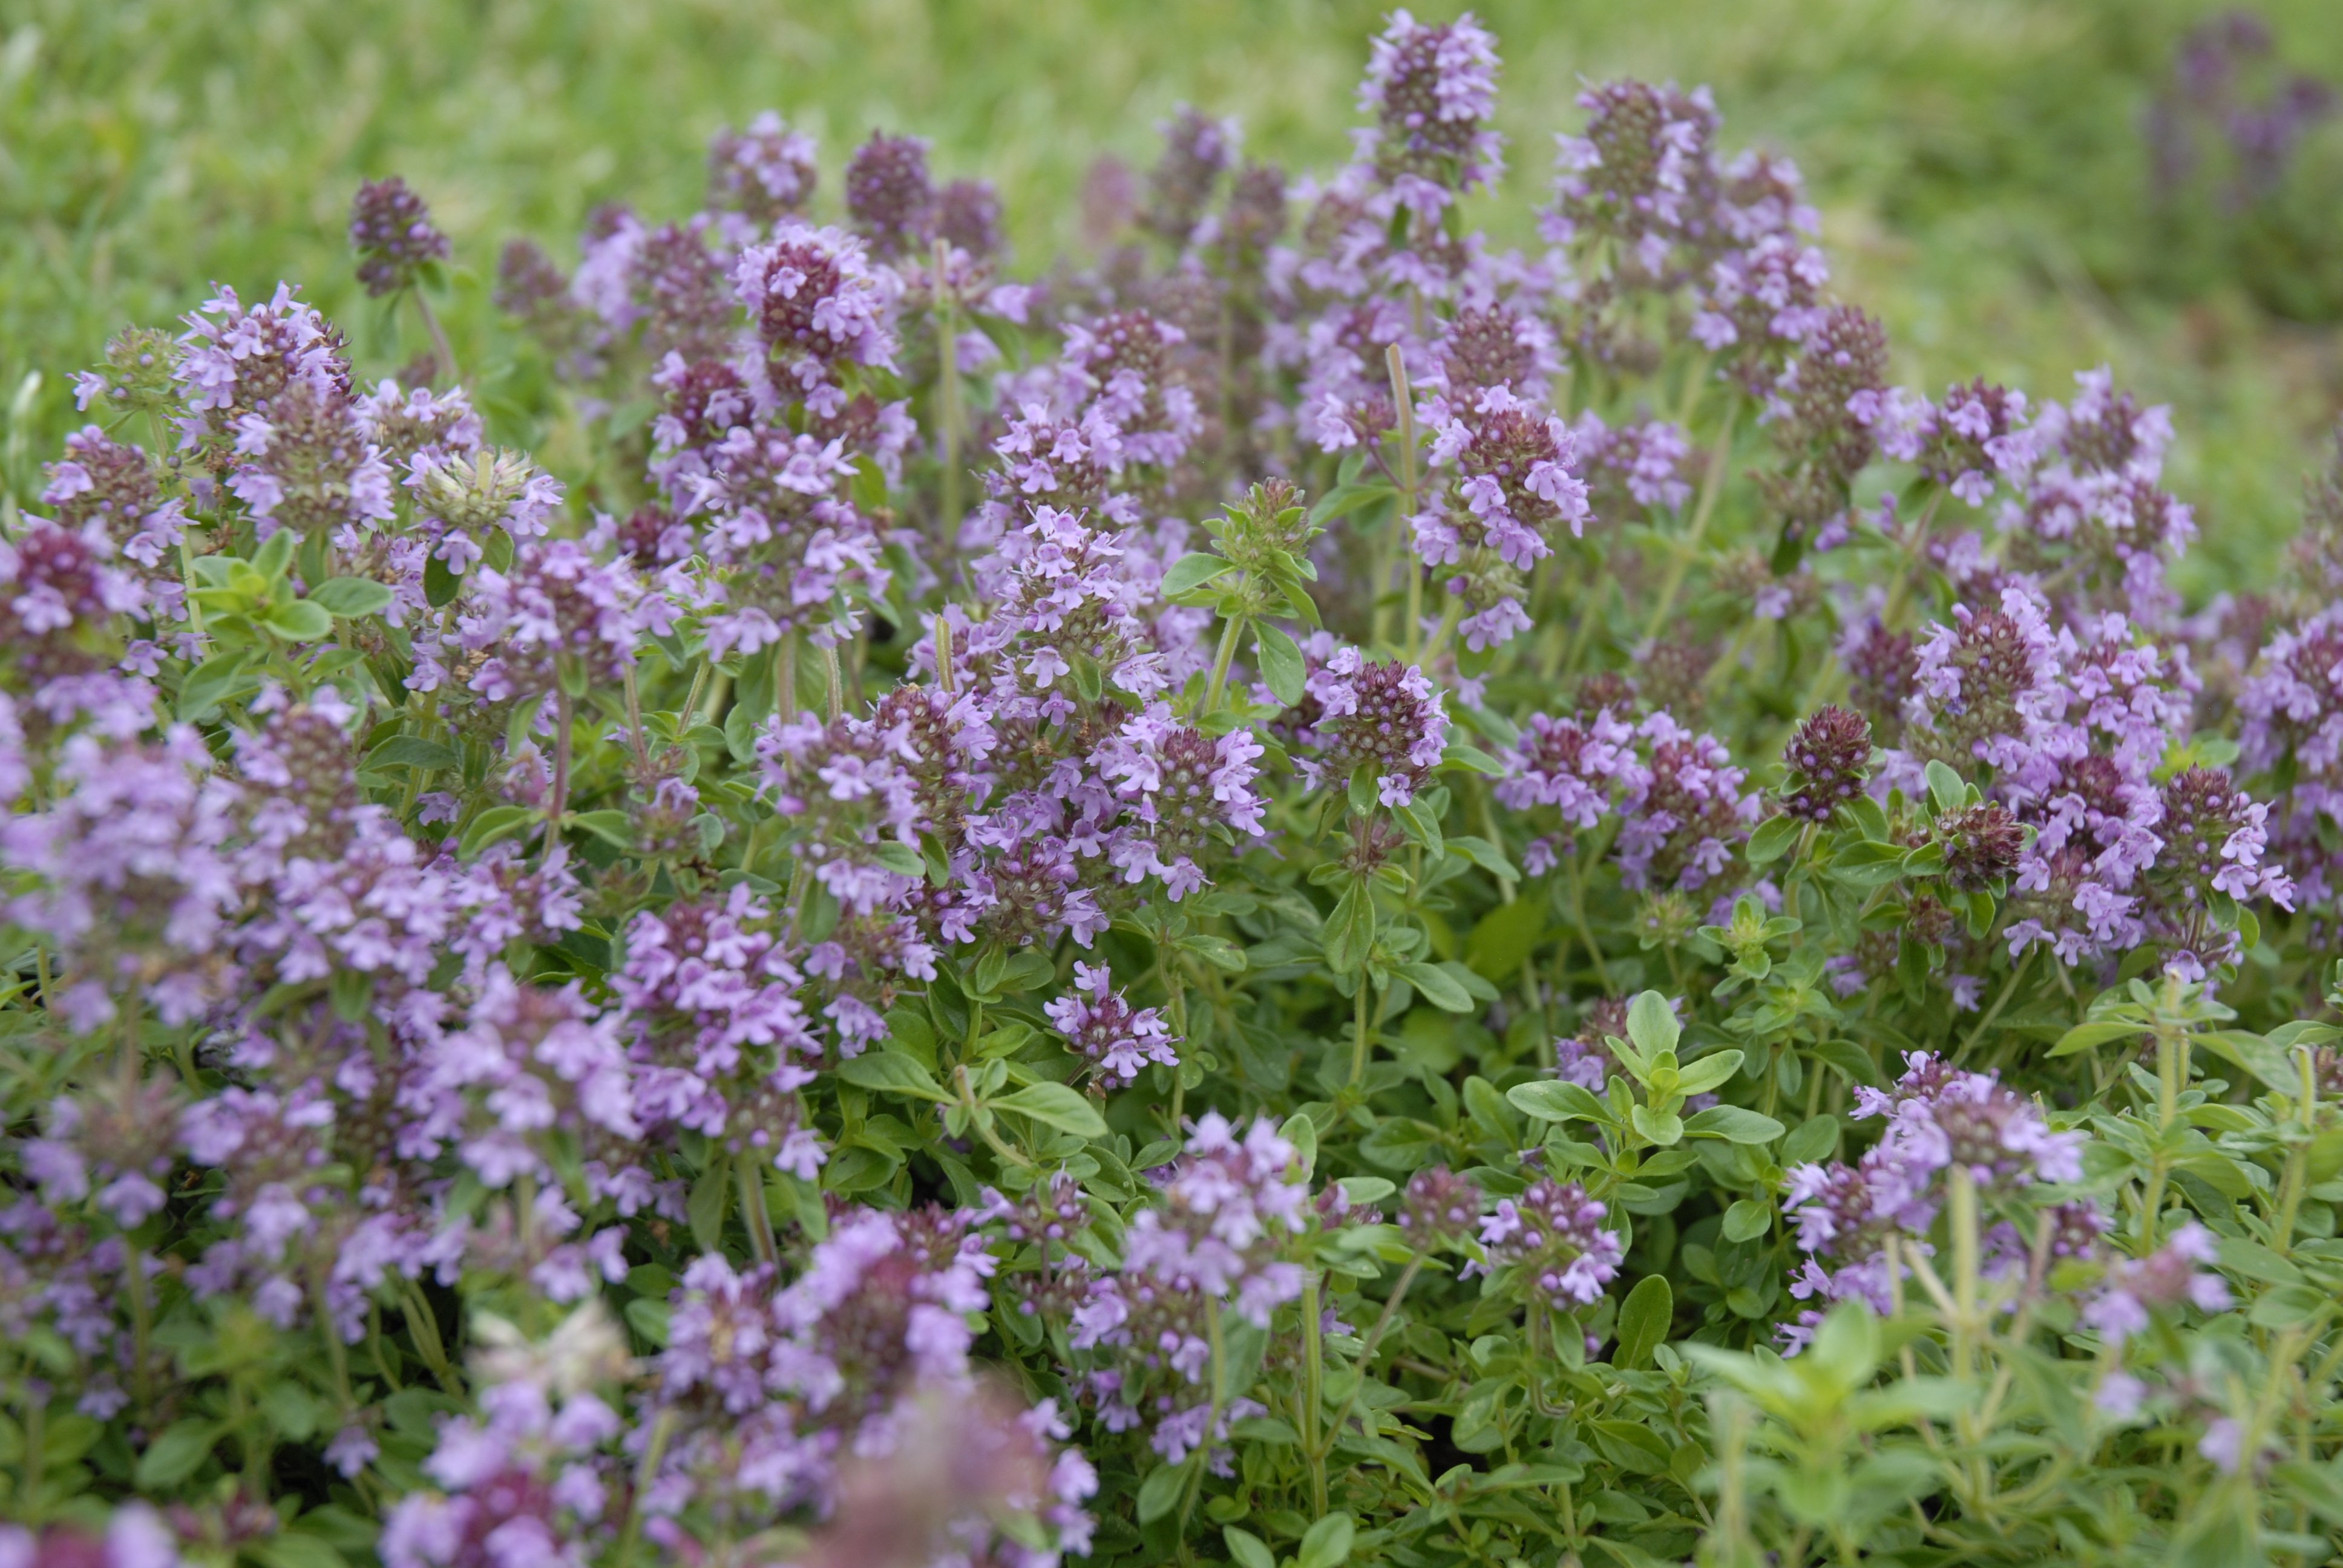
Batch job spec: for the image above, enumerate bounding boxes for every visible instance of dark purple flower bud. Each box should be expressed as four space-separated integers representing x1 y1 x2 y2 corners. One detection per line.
2155 766 2292 906
845 132 936 261
1398 1166 1483 1246
1781 705 1872 823
1216 162 1289 264
936 178 1004 261
1936 801 2025 892
349 177 451 298
1142 106 1237 246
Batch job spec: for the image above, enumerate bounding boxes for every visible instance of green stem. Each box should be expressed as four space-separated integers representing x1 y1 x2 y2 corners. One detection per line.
1416 593 1464 673
621 663 652 777
545 687 574 834
737 1148 779 1266
411 290 459 385
932 240 964 552
1567 853 1613 990
775 632 799 722
1954 948 2034 1063
1301 1270 1328 1517
1388 344 1421 661
1178 1298 1230 1532
1321 1252 1424 1451
823 641 844 722
1350 977 1375 1087
1203 612 1248 715
1642 407 1737 644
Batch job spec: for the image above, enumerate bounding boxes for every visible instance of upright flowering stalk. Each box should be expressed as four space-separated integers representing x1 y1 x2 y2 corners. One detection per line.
733 221 900 410
1780 1052 2086 1348
1418 386 1590 650
1090 701 1267 896
1298 647 1448 806
1069 1114 1308 1466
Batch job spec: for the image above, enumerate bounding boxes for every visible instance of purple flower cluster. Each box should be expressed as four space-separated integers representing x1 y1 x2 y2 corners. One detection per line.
1781 1051 2086 1345
1477 1178 1622 1307
1498 704 1754 890
1069 1114 1309 1463
1045 961 1181 1086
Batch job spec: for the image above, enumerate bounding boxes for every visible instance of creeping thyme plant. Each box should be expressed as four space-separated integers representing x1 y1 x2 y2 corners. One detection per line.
10 13 2343 1567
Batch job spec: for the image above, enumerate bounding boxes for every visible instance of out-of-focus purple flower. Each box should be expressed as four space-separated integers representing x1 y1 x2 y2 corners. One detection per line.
707 111 819 227
350 177 451 298
846 132 937 262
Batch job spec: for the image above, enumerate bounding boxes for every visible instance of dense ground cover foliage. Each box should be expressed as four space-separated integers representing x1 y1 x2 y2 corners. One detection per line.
5 10 2343 1566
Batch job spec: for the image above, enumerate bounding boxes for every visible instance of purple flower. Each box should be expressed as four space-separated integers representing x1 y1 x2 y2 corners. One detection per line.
349 176 451 298
733 222 900 404
1478 1178 1624 1307
845 132 937 261
1299 647 1448 806
1045 961 1180 1085
707 112 819 227
2082 1222 2230 1344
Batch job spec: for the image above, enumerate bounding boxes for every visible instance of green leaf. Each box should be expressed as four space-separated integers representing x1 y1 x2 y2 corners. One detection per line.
687 1163 730 1253
1626 990 1680 1059
254 1535 349 1568
1722 1198 1772 1243
135 1417 221 1488
1297 1512 1355 1568
1685 1105 1784 1145
995 950 1059 992
263 598 336 642
177 647 253 722
1395 959 1473 1012
836 1051 952 1103
1925 759 1967 813
1745 814 1801 865
873 841 926 876
1466 897 1550 984
1670 1049 1746 1097
1781 1112 1839 1166
252 528 297 582
1161 551 1236 598
1224 1527 1277 1568
1136 1463 1187 1523
1447 834 1520 881
424 551 462 607
1507 1079 1609 1123
1255 622 1306 707
365 735 460 773
1630 1103 1685 1146
1324 881 1375 975
1614 1275 1673 1370
308 575 396 618
1439 740 1504 776
994 1082 1109 1138
1308 480 1398 524
460 804 540 859
2046 1020 2148 1058
623 1296 672 1348
566 809 633 850
1830 838 1909 888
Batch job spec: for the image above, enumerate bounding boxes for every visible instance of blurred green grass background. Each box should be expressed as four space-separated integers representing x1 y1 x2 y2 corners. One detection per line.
7 0 2340 598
